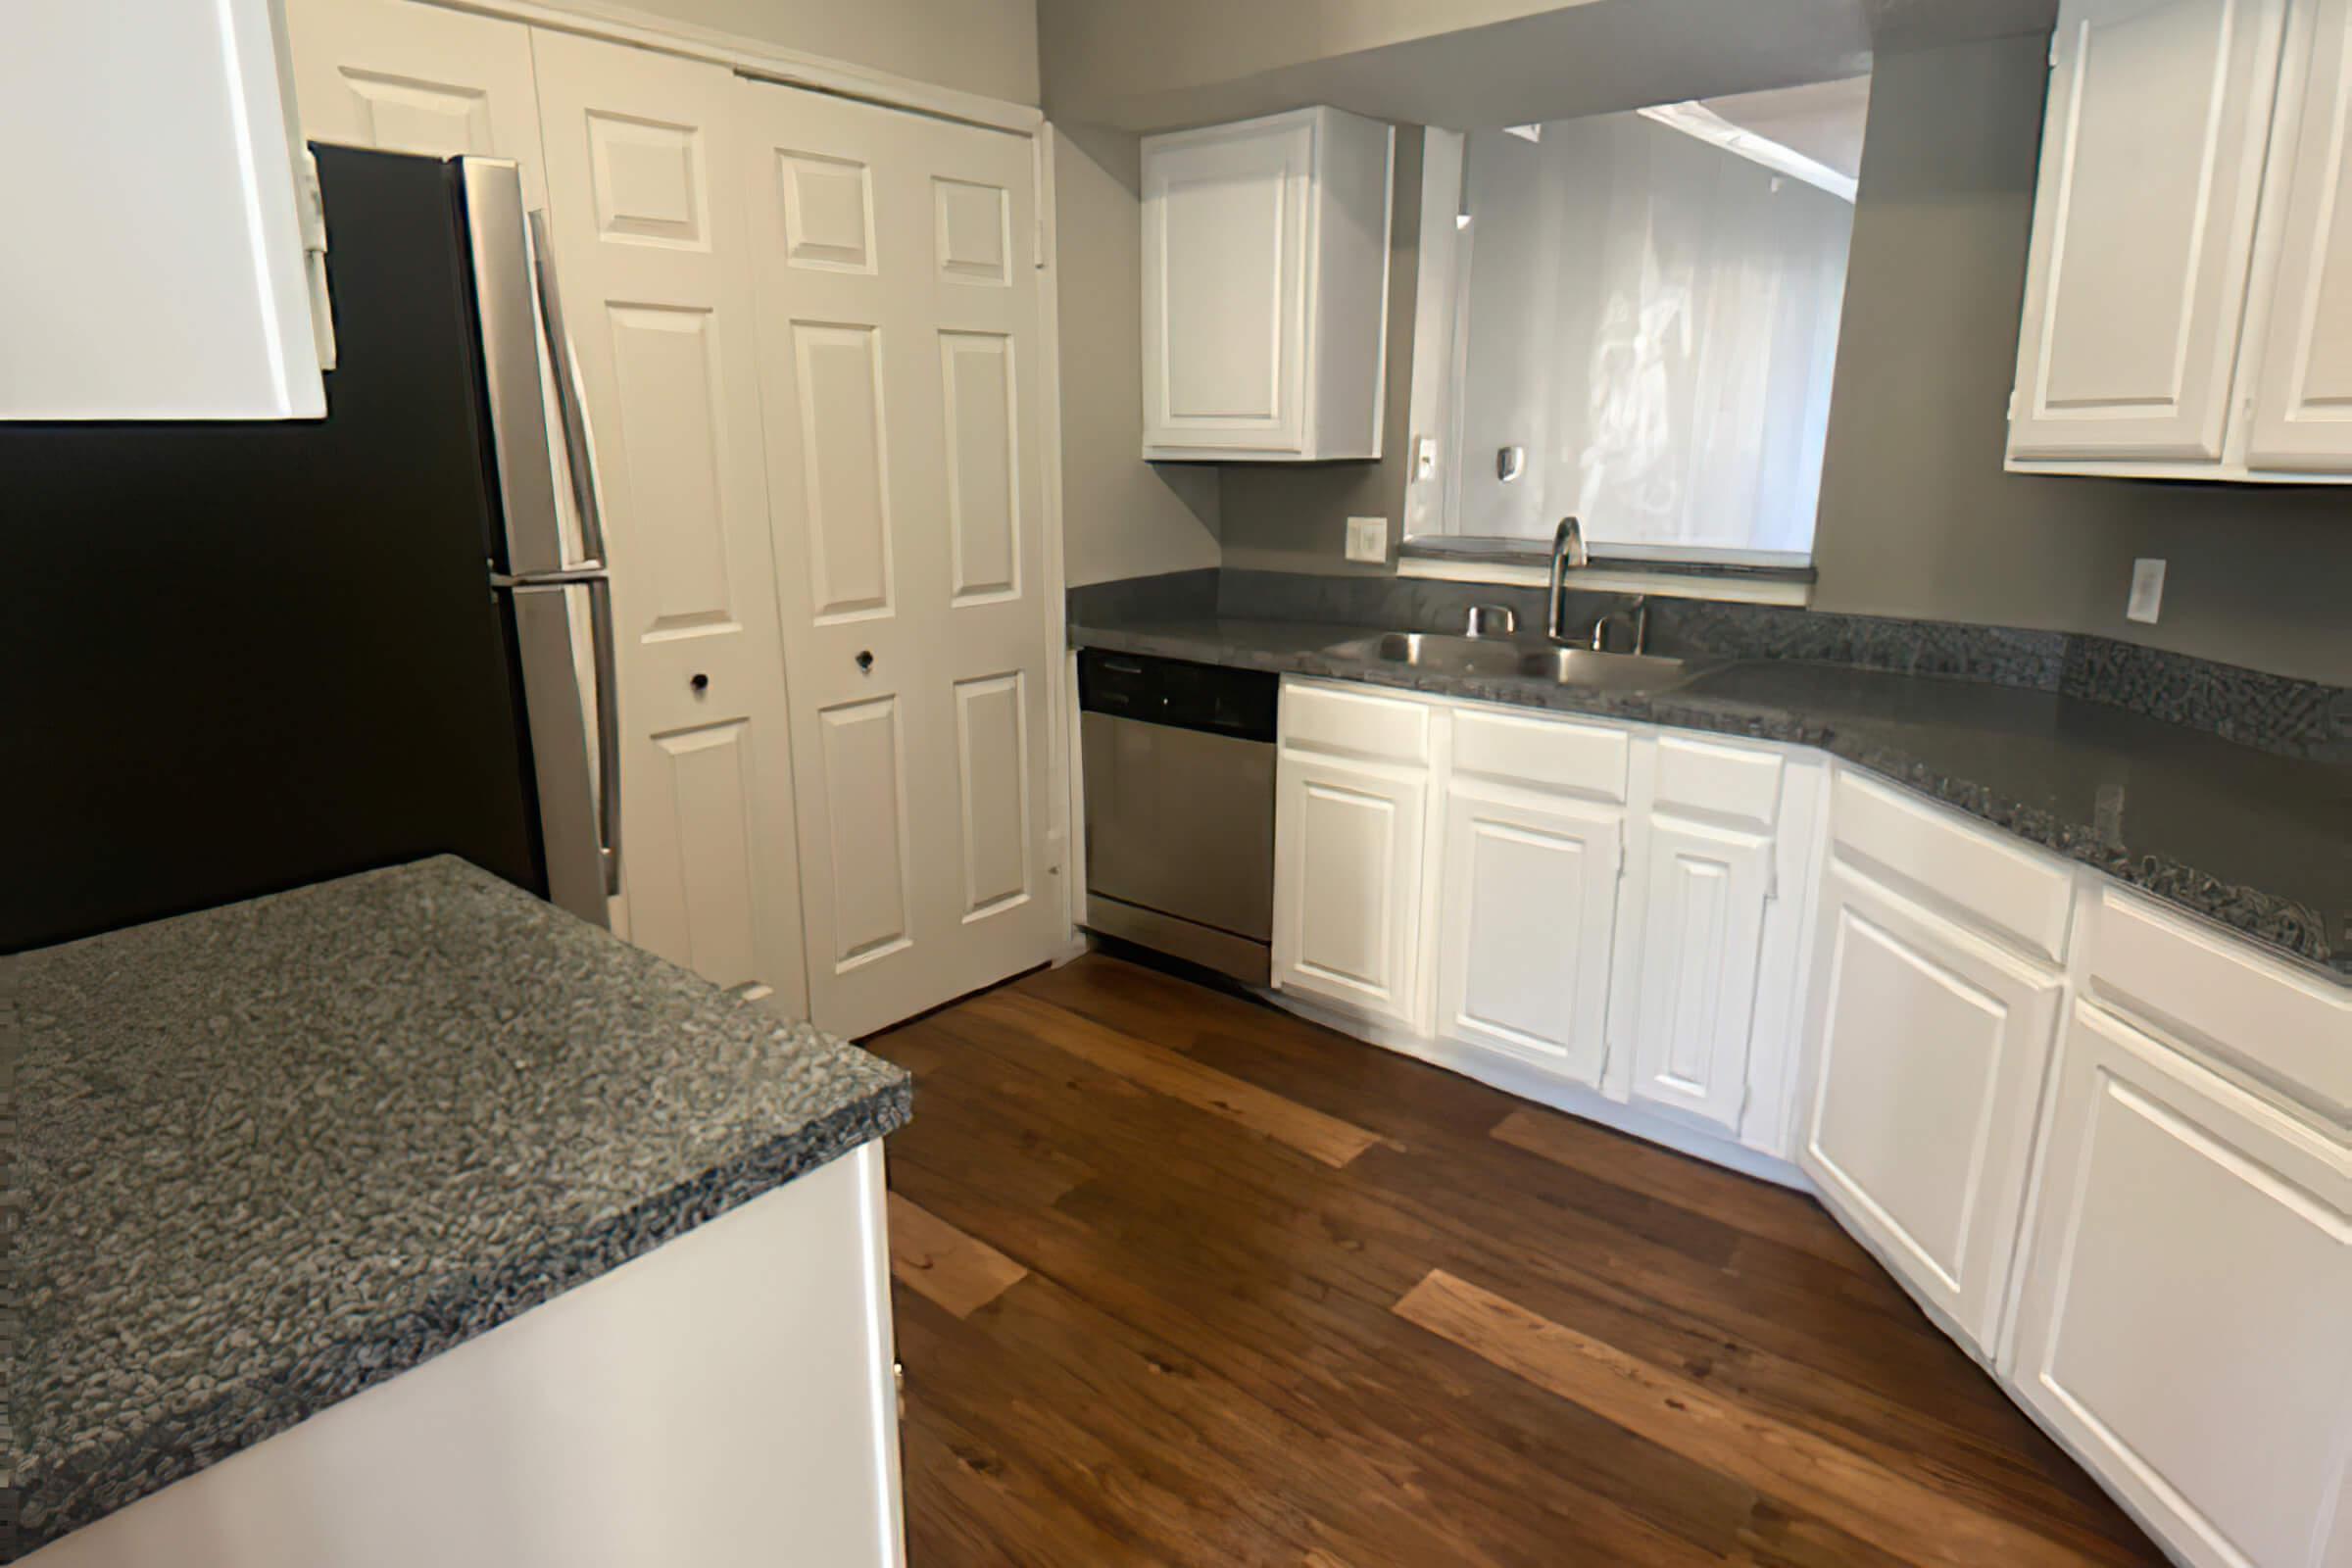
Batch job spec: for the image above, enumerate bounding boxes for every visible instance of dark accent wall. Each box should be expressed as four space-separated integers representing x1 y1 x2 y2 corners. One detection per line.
1808 31 2352 686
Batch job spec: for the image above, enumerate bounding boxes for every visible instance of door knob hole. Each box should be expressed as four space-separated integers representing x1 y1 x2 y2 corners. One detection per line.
856 651 875 673
690 672 710 695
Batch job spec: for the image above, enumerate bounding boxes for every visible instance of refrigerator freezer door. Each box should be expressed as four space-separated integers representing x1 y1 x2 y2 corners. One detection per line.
511 581 613 924
461 157 570 579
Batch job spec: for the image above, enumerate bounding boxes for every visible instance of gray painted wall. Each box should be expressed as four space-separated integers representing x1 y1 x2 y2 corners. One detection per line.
1809 32 2352 685
1054 124 1222 588
1219 127 1425 576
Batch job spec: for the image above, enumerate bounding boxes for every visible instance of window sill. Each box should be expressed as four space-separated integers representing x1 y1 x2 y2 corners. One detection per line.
1395 543 1816 607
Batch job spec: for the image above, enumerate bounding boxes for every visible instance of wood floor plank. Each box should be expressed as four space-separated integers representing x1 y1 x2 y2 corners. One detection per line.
887 1191 1027 1318
1396 1268 2104 1568
967 989 1383 1168
860 955 2165 1567
1491 1106 1878 1276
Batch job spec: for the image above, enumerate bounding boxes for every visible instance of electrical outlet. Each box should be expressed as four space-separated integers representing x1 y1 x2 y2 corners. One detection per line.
1346 516 1388 564
2126 558 2166 624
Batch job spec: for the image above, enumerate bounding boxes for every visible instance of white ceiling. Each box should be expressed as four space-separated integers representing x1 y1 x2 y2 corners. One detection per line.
1049 0 2055 134
1697 74 1874 179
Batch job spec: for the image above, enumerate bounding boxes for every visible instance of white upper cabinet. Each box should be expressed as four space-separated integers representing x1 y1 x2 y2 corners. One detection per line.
4 0 327 419
1141 107 1395 461
2008 0 2352 479
2241 0 2352 469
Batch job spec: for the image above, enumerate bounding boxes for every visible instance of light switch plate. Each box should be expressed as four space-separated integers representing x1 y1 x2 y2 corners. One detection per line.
1346 516 1388 564
1413 436 1437 482
2126 558 2166 624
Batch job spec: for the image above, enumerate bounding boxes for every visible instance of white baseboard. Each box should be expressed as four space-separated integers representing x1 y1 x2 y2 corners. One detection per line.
1260 988 1812 1192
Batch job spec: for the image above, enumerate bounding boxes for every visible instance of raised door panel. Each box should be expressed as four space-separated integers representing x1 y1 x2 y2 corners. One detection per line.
625 720 761 992
2008 0 2288 463
282 0 547 204
2009 1004 2349 1568
1142 119 1310 453
1627 816 1773 1133
1802 867 2065 1352
1435 785 1623 1089
2245 0 2352 469
817 696 915 974
953 671 1034 922
740 78 1055 1038
533 29 806 1017
1274 756 1427 1029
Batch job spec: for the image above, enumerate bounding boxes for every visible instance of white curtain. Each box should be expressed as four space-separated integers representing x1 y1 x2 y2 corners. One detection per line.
1447 113 1852 560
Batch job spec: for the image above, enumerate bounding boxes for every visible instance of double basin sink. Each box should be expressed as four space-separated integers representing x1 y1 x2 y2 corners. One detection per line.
1321 631 1705 694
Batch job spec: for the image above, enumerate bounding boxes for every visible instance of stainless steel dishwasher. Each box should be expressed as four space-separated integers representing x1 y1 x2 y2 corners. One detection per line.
1080 650 1277 984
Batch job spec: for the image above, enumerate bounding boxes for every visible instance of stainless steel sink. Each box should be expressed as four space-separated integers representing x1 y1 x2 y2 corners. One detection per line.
1322 631 1528 679
1321 632 1699 693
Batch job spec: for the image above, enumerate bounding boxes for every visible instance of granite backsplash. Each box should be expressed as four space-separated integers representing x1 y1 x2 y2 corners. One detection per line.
1068 568 2352 764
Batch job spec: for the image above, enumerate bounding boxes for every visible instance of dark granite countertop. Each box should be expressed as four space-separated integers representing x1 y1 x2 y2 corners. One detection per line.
5 857 909 1557
1071 616 2352 982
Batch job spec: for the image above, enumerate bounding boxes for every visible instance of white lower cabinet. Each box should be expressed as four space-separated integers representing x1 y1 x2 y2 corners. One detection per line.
1800 862 2066 1355
1272 753 1431 1030
2006 1003 2350 1568
1272 680 1813 1169
1433 782 1623 1089
1626 815 1774 1134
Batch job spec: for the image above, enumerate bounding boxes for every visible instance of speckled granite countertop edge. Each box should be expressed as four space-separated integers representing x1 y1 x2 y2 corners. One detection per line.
1072 619 2349 983
13 1082 908 1556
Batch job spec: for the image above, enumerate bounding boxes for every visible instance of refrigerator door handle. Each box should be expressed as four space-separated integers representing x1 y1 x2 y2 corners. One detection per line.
584 574 623 897
526 208 610 572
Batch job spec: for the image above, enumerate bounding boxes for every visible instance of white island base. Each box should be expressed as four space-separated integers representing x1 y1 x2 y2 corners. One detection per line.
27 1141 905 1568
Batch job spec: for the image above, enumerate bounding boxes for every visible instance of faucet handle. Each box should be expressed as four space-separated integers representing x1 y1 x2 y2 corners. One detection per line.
1463 603 1517 638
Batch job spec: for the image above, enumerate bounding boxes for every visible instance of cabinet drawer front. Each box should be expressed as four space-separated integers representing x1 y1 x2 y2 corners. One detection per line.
1450 707 1629 802
1831 771 2073 963
2009 1004 2350 1568
2084 889 2352 1119
1651 736 1783 830
1280 680 1431 764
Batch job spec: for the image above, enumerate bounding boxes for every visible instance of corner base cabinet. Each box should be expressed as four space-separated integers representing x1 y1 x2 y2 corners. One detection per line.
2005 1003 2349 1568
1141 106 1396 461
1801 863 2066 1355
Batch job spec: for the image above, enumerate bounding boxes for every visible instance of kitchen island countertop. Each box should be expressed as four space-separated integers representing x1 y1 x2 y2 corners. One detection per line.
7 856 908 1557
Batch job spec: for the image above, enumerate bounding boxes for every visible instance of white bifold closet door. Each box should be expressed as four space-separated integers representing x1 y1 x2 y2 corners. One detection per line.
532 29 809 1016
739 77 1056 1042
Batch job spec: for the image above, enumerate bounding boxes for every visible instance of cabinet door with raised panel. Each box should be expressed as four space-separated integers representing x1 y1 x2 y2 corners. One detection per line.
1273 755 1428 1030
1626 815 1772 1133
1801 865 2065 1354
282 0 548 204
2008 1003 2349 1568
1434 784 1623 1089
1142 117 1310 456
2007 0 2288 464
2243 0 2352 470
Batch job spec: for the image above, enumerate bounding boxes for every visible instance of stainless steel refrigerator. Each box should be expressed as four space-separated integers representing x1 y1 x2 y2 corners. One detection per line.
3 146 620 952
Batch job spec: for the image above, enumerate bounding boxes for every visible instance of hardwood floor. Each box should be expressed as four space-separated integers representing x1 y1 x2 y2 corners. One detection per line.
866 954 2164 1567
